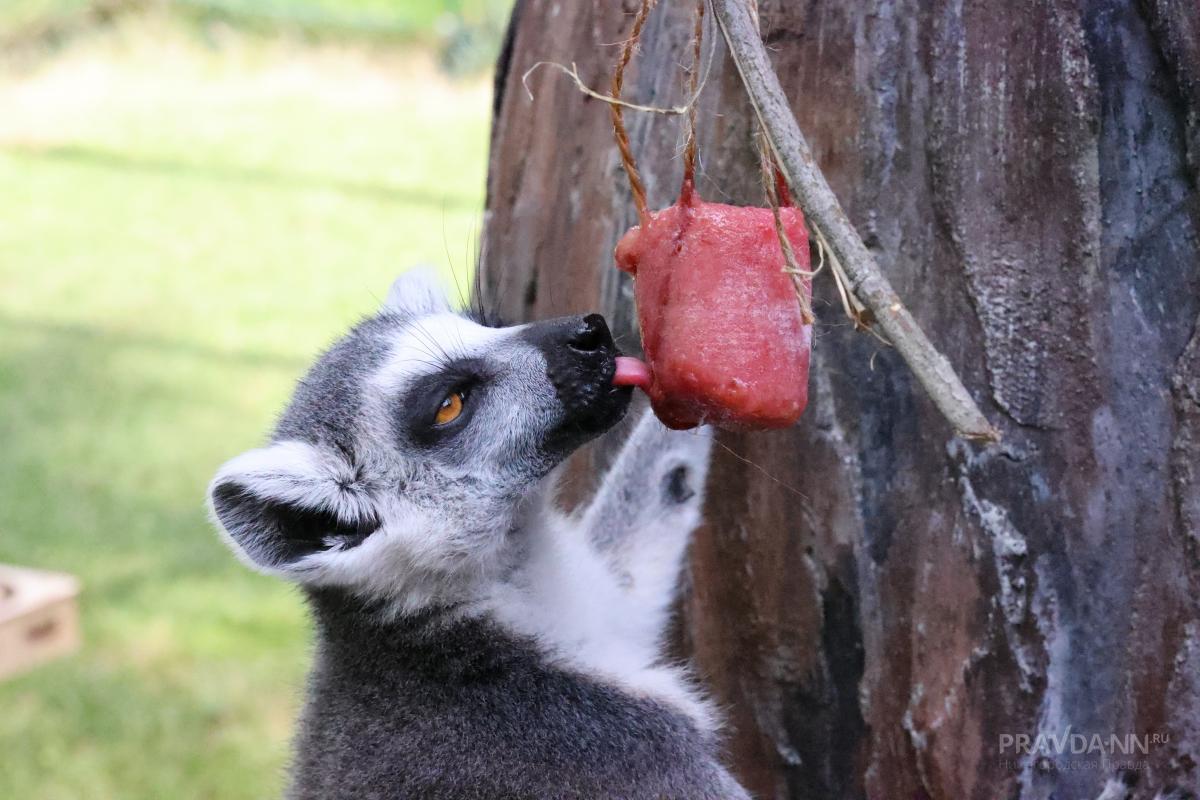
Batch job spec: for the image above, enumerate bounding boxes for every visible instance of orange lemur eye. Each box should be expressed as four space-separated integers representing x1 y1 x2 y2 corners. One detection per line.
435 391 465 425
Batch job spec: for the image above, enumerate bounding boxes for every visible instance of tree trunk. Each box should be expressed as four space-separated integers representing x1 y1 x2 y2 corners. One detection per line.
479 1 1200 798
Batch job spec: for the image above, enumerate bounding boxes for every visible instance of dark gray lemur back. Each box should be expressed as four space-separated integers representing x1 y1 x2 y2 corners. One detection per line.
290 590 744 800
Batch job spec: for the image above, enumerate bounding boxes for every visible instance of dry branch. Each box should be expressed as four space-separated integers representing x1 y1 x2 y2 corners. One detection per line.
712 0 1001 442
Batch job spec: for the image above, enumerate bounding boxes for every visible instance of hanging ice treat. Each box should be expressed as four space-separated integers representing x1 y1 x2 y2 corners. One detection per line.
599 0 813 431
543 0 996 442
612 183 812 430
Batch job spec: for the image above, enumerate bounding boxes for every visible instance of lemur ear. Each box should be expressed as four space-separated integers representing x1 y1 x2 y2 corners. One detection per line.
383 265 450 316
207 441 380 576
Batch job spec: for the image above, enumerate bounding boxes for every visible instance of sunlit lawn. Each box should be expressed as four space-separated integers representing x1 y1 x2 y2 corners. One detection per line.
0 16 490 799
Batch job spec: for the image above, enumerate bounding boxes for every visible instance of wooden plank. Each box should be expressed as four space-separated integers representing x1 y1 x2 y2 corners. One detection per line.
0 564 81 681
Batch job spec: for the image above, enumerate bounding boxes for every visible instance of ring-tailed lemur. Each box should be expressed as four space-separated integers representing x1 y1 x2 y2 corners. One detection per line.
207 268 749 799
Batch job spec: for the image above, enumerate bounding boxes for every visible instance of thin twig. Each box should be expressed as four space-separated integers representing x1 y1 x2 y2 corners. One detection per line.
712 0 1000 442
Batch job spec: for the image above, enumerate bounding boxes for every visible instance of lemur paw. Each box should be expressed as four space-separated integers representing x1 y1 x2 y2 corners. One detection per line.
583 409 713 553
653 426 713 513
625 411 713 524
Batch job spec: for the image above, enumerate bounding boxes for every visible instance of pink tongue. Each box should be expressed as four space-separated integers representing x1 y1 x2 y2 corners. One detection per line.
613 356 652 391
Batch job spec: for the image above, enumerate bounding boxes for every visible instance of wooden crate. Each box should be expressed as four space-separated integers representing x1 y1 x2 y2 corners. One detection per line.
0 564 81 681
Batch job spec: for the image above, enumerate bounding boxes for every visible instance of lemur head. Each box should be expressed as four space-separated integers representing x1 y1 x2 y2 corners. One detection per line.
208 268 632 608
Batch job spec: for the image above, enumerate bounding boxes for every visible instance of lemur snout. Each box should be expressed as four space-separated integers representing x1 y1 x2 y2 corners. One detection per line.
522 314 617 381
521 313 630 437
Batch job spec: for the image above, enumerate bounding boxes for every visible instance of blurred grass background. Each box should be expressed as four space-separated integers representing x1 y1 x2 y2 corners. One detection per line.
0 1 506 797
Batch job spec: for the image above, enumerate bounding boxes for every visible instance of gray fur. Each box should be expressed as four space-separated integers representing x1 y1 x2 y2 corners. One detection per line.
291 592 744 800
207 269 748 799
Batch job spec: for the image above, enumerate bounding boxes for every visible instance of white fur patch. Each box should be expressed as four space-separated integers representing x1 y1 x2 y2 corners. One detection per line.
370 312 523 397
477 486 719 732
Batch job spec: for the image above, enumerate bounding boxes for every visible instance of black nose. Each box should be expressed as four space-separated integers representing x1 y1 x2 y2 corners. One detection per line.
568 314 610 353
520 313 630 448
520 313 617 361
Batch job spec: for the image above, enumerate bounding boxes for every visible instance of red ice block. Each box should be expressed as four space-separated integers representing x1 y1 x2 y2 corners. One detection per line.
614 188 812 430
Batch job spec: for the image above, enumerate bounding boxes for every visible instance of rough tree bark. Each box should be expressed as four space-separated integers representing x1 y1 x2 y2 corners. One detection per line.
479 2 1200 798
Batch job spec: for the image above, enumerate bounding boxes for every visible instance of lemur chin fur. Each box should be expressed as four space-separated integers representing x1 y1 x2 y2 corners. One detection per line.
207 267 749 799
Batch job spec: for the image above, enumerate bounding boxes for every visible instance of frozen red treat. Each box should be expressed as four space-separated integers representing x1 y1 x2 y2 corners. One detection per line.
613 187 812 430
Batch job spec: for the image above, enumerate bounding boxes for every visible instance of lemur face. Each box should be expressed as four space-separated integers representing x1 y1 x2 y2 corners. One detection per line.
208 268 632 606
368 305 630 485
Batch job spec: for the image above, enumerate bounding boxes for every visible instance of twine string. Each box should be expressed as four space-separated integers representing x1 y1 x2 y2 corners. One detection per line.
748 0 816 324
681 0 706 192
610 0 658 225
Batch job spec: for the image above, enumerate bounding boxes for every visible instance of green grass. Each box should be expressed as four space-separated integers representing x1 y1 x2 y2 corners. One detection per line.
0 18 490 799
172 0 509 31
3 0 513 42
